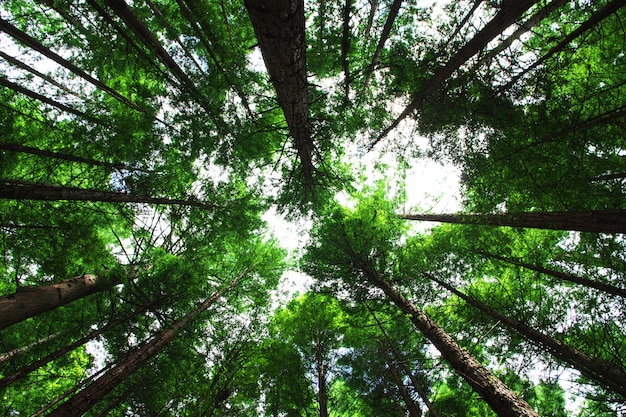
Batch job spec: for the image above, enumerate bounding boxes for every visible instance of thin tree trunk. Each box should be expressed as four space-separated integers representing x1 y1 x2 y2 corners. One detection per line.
0 142 132 171
0 179 216 210
476 250 626 298
369 309 440 417
245 0 316 195
498 0 626 94
475 0 568 69
370 0 538 149
364 0 379 40
47 270 246 416
426 272 626 398
0 274 119 330
445 0 484 44
0 333 59 364
0 77 101 124
364 0 403 87
0 300 156 388
399 210 626 234
0 17 145 113
349 252 540 417
341 0 352 104
315 336 329 417
379 341 422 417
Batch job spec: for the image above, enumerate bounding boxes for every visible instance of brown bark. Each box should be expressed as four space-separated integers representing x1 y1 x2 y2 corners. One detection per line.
47 270 246 416
426 272 626 398
0 274 118 330
245 0 316 194
0 179 216 210
476 0 568 68
364 0 404 87
499 0 626 94
379 342 422 417
0 333 58 364
315 336 329 417
0 142 131 171
445 0 484 44
476 250 626 298
0 77 101 124
0 17 144 113
341 0 352 103
350 255 540 416
0 300 156 388
370 0 538 149
399 210 626 234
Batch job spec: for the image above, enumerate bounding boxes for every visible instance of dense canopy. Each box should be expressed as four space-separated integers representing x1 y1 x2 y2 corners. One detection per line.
1 0 625 415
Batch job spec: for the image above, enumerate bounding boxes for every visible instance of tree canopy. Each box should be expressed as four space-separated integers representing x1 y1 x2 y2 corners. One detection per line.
1 0 625 415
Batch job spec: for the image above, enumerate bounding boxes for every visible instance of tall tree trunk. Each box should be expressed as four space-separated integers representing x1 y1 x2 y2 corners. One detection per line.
445 0 484 44
341 0 352 104
0 179 216 209
379 341 422 417
364 0 403 87
371 0 538 149
0 273 119 330
0 17 145 113
498 0 626 94
350 255 540 417
315 336 329 417
476 250 626 298
245 0 316 195
369 309 440 417
0 333 59 364
0 77 102 124
399 210 626 234
47 270 246 416
475 0 568 69
0 142 133 172
426 272 626 398
0 299 156 388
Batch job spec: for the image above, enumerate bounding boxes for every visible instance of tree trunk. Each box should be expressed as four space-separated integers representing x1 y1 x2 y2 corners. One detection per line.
341 0 352 104
399 210 626 234
0 179 216 209
475 0 568 69
445 0 484 44
352 256 540 417
371 0 538 148
0 77 101 124
0 16 144 113
379 342 422 417
499 0 626 94
315 336 329 417
0 274 119 330
364 0 404 87
369 310 440 417
0 333 59 364
0 142 132 171
476 250 626 298
0 300 156 388
47 270 246 416
245 0 316 195
426 272 626 398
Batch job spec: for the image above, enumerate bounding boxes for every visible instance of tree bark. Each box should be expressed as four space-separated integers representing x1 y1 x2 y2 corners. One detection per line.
0 333 58 364
0 17 144 113
379 341 422 417
476 250 626 298
245 0 316 195
371 0 538 149
47 270 246 416
0 179 216 210
498 0 626 94
445 0 484 44
351 255 540 417
0 142 132 171
315 336 329 417
0 300 156 388
426 272 626 398
399 210 626 234
364 0 403 87
0 274 118 330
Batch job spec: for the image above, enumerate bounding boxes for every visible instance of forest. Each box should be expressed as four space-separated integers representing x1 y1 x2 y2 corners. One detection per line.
0 0 625 415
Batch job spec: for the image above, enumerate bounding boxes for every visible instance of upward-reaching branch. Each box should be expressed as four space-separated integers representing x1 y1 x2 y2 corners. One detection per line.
364 0 403 88
370 0 538 149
